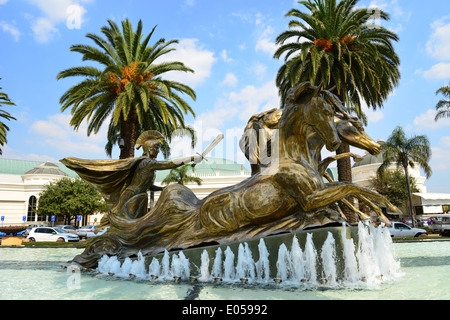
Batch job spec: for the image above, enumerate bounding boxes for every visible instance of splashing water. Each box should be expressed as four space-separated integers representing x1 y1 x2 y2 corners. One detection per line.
199 250 210 282
223 246 236 281
256 239 270 282
341 224 359 284
212 247 223 279
236 243 256 282
95 223 403 288
320 232 337 286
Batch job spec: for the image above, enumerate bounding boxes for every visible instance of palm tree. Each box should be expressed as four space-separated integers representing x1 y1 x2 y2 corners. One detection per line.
0 79 16 155
378 126 432 227
57 19 196 159
162 164 203 186
274 0 400 222
434 83 450 121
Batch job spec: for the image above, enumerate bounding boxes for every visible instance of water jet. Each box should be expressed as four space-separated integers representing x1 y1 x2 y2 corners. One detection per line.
94 223 402 288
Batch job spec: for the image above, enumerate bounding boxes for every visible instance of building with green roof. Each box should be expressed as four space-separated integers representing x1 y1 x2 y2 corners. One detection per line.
0 156 349 227
0 157 253 226
0 158 78 178
0 158 81 226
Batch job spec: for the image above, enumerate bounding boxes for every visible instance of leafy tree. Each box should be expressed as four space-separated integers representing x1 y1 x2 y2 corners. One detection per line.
369 169 419 210
273 0 400 222
434 83 450 121
0 78 16 155
162 164 202 186
57 19 196 159
378 126 432 227
37 178 106 225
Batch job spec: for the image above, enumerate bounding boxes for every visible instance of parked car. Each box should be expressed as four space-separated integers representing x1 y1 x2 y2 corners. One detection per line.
96 226 109 236
27 227 79 242
428 217 443 233
387 222 428 238
23 224 47 237
76 225 99 239
54 225 77 235
416 219 428 227
401 218 413 226
428 216 450 236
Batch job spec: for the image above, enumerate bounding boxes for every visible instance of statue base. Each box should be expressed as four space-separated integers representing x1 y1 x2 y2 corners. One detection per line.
144 224 355 282
95 222 401 287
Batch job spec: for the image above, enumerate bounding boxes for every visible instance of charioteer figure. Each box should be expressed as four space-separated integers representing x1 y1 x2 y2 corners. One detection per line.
61 130 203 228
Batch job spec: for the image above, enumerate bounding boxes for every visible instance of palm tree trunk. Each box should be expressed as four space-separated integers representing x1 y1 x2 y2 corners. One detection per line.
336 142 358 224
119 107 138 159
149 191 154 210
403 164 416 228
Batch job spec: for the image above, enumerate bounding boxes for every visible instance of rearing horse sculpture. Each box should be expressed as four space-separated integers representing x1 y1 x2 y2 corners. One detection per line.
67 82 397 268
238 99 388 222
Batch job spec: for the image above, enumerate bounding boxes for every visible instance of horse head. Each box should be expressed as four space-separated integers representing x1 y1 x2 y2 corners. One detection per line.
334 114 382 155
284 82 341 152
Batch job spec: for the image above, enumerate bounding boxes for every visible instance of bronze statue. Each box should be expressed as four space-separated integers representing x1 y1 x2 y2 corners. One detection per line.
238 104 387 222
61 130 202 225
64 82 399 268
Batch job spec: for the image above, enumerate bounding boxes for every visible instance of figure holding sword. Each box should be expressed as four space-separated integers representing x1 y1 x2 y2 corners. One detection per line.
191 133 224 168
61 131 224 226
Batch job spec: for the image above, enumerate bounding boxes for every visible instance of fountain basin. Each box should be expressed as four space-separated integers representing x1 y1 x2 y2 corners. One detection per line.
96 223 402 287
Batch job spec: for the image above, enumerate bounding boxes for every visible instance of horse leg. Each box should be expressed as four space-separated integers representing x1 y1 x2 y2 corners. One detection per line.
304 182 401 214
354 194 392 225
338 199 371 221
322 172 370 221
318 153 363 176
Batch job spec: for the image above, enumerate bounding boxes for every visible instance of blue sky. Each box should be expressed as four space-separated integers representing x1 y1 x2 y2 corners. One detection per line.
0 0 450 193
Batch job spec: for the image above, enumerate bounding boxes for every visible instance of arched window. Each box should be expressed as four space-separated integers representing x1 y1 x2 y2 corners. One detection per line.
27 196 37 222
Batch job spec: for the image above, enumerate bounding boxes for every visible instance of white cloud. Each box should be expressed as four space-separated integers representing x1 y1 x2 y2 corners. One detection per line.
413 109 450 131
158 38 216 88
361 101 384 123
30 17 59 43
0 21 20 41
190 81 279 151
220 49 233 63
1 145 57 163
27 0 88 22
220 73 238 87
30 113 107 156
251 62 267 80
426 16 450 61
0 0 9 4
440 136 450 148
430 147 450 171
255 25 278 56
422 62 450 80
420 15 450 80
26 0 89 43
228 81 279 122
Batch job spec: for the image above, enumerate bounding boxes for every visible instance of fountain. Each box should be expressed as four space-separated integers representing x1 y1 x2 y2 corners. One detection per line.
94 222 403 288
61 82 406 294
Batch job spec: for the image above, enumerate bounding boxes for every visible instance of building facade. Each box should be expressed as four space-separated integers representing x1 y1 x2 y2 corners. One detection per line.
0 159 78 225
3 152 447 227
0 157 253 226
352 147 450 217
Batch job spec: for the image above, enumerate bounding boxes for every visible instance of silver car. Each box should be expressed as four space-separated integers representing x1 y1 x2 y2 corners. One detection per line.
54 225 77 235
387 222 428 238
76 225 98 239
